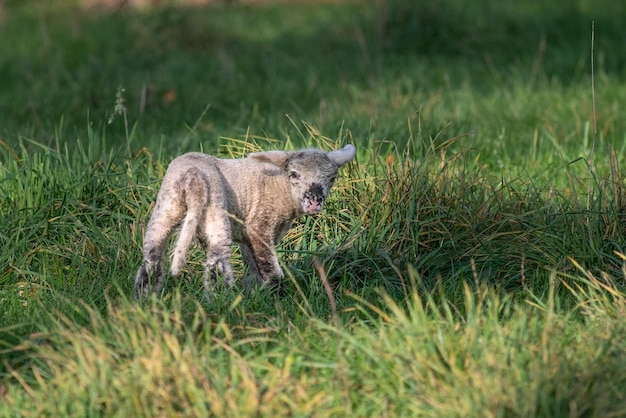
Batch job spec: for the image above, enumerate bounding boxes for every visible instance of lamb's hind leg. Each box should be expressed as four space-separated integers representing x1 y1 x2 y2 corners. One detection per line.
200 208 235 299
170 170 210 277
134 205 182 300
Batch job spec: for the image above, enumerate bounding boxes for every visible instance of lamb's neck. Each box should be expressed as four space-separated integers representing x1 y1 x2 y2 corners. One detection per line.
271 176 300 219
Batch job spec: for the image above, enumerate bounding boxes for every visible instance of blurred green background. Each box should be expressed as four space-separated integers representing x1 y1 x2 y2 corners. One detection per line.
1 0 625 166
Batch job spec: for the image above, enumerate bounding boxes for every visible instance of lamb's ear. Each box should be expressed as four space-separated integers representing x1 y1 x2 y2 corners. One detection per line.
327 144 356 166
249 150 291 170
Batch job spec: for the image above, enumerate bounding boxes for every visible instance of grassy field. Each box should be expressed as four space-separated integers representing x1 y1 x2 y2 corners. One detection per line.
2 0 626 416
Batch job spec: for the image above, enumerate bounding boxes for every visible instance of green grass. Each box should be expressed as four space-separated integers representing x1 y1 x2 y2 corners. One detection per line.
2 0 626 416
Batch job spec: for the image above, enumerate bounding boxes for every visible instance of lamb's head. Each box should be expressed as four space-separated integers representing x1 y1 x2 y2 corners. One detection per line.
249 144 356 215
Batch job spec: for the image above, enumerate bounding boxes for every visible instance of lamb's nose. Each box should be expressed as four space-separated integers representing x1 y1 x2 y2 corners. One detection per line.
307 183 324 200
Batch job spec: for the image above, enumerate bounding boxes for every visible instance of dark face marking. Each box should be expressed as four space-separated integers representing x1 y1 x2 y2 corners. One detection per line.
305 183 324 202
302 183 326 214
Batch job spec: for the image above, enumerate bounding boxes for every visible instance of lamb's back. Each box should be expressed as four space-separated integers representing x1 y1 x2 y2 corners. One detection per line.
216 157 294 216
166 153 296 228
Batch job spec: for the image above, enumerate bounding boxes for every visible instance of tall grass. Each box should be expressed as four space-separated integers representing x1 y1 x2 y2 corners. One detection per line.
3 271 626 416
2 117 626 416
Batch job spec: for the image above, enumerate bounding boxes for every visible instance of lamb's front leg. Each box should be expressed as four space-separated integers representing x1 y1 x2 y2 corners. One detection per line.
240 243 262 291
246 236 284 289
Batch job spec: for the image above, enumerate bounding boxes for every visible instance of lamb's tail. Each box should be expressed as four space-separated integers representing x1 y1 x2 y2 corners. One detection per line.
170 169 209 276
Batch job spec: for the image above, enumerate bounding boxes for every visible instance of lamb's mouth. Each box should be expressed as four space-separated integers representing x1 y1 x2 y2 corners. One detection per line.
302 184 325 215
302 198 324 215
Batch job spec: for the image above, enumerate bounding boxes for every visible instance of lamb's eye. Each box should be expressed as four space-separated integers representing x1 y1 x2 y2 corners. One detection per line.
289 171 300 180
330 176 337 183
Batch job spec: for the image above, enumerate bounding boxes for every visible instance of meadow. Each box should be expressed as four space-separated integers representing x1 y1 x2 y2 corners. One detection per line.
2 0 626 416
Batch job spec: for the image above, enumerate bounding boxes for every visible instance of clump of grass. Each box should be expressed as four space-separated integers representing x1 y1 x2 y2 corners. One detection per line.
4 268 626 417
279 121 626 308
0 129 163 340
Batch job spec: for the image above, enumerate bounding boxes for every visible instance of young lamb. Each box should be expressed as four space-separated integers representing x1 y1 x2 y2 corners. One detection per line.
134 144 356 300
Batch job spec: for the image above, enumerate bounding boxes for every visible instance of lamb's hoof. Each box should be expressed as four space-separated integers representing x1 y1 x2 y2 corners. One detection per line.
264 279 288 298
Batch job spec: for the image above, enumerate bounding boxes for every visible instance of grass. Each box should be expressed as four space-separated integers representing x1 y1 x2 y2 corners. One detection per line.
2 0 626 416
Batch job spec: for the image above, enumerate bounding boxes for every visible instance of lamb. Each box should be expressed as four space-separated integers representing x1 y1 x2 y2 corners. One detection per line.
134 144 356 300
